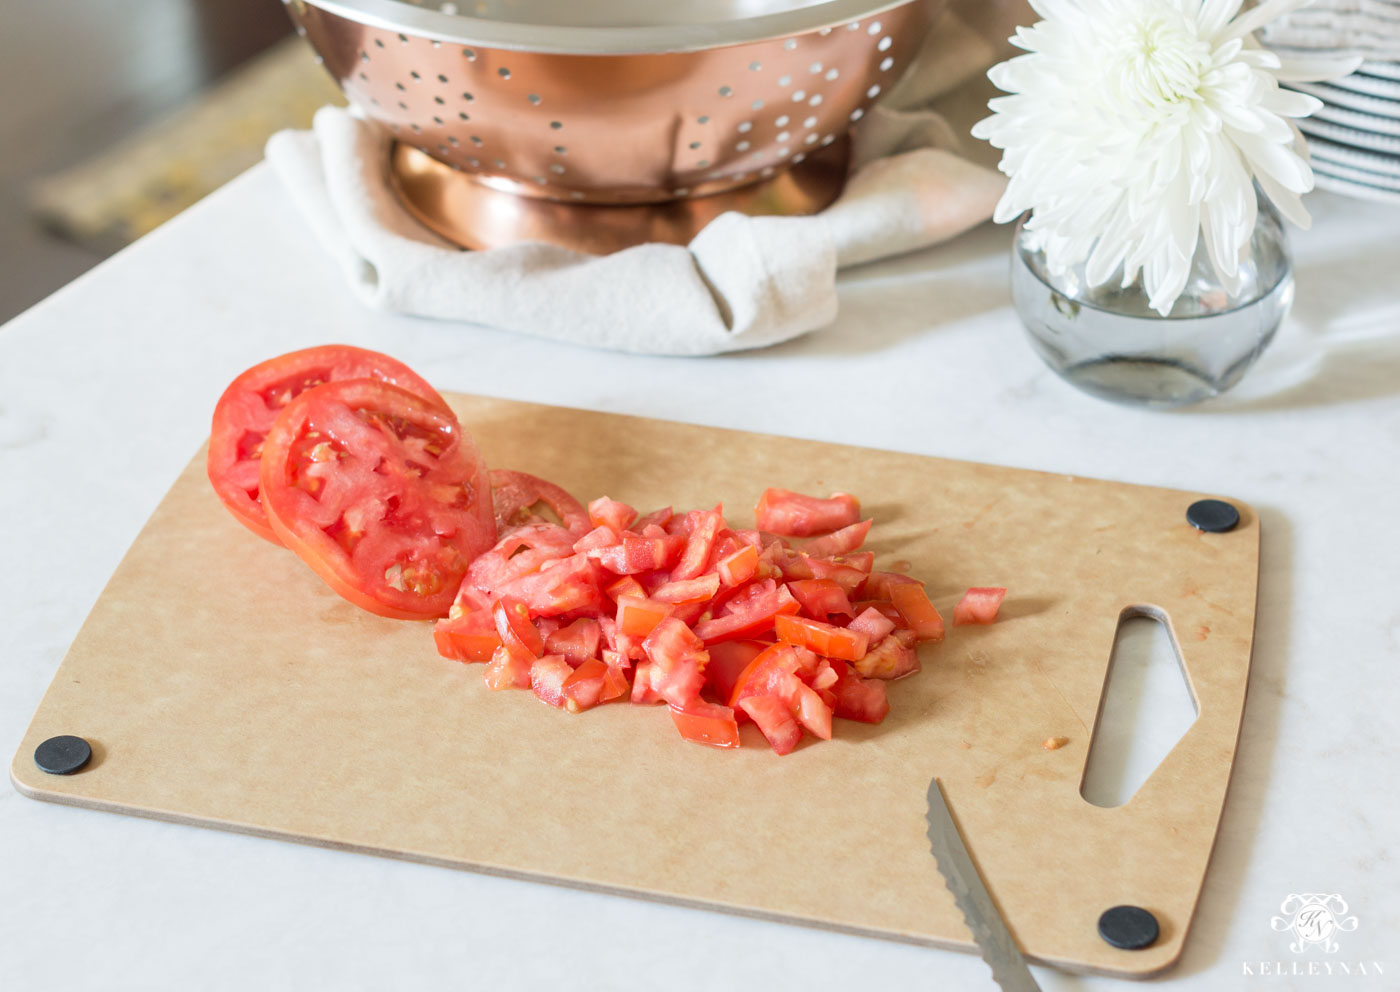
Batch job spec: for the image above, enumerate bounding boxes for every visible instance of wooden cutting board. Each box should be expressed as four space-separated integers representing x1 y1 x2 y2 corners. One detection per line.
11 394 1258 978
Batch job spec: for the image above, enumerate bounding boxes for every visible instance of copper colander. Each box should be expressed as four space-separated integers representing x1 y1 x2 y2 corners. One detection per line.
287 0 940 251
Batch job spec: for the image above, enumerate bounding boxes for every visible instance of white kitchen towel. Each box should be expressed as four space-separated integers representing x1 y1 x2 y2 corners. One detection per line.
1260 0 1400 58
265 2 1024 356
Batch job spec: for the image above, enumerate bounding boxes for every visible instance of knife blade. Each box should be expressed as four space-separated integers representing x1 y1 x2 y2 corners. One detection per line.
926 778 1042 992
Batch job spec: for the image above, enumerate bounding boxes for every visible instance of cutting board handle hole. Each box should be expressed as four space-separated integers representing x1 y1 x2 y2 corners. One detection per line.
1080 607 1199 809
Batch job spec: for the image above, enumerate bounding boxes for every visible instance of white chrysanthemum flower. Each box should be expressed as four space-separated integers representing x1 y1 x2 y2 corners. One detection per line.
972 0 1359 315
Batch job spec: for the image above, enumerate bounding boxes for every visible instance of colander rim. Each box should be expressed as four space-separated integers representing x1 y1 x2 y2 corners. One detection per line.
299 0 928 55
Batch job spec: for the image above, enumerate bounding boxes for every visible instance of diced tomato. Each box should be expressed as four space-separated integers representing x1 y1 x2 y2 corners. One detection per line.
587 496 637 533
669 701 741 748
433 608 503 663
493 596 543 661
755 489 861 537
855 630 920 680
829 661 891 723
787 578 854 620
738 695 804 755
616 596 675 638
633 506 673 530
848 605 896 642
727 642 800 708
572 525 619 553
799 519 873 557
630 662 664 704
651 573 721 604
589 534 686 574
605 575 646 602
790 676 834 740
850 599 903 624
889 583 947 642
641 617 708 707
672 507 724 580
692 580 799 645
774 613 869 662
600 662 630 701
861 570 922 601
716 545 759 587
545 617 602 666
530 654 573 707
841 551 875 573
493 553 607 618
483 644 532 690
562 658 609 712
954 586 1008 625
704 639 766 702
780 554 866 594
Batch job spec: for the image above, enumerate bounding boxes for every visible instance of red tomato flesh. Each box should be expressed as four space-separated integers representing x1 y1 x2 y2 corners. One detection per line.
774 613 869 662
530 655 573 708
494 596 544 660
208 345 451 545
755 489 861 537
669 701 741 748
889 583 947 642
259 379 496 620
954 586 1008 625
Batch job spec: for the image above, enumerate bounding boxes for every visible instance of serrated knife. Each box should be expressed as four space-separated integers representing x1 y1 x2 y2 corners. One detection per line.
926 778 1042 992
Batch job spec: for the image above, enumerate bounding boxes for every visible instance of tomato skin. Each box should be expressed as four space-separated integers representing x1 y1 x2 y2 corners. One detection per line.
259 379 495 620
755 489 861 537
954 587 1007 625
774 614 869 662
889 583 947 642
669 701 741 748
208 345 451 545
494 597 544 660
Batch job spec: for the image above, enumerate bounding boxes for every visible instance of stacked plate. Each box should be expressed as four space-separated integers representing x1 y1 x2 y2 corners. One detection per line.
1288 62 1400 204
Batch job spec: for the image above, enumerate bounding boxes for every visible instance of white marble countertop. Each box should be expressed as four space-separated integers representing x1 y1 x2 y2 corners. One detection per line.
2 164 1398 990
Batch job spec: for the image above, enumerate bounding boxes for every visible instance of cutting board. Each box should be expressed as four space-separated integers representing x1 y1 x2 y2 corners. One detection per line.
12 394 1258 978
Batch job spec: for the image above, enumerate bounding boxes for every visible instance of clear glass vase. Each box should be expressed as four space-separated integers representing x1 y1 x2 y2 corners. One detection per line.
1010 196 1294 408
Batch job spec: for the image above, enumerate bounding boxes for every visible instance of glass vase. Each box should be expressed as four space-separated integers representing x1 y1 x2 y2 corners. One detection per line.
1010 195 1294 408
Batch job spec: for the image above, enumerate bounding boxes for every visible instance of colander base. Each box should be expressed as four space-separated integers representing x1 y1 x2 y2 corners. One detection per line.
389 140 850 255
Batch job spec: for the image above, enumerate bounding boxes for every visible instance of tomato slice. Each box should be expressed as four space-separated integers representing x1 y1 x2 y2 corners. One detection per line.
669 701 741 748
954 586 1008 625
208 346 451 545
258 379 495 619
491 469 590 536
755 489 861 537
774 614 869 662
889 583 947 642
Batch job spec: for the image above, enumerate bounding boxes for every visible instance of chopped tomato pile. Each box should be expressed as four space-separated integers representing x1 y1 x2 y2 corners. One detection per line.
210 347 1007 756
